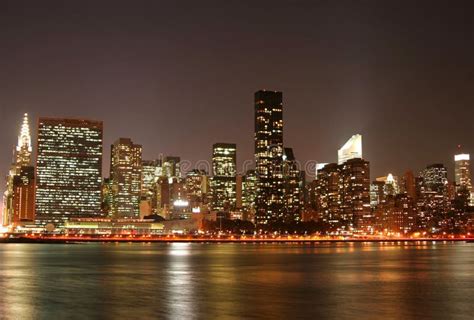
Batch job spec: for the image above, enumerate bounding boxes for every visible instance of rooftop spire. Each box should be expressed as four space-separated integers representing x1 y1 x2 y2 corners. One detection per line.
15 113 32 167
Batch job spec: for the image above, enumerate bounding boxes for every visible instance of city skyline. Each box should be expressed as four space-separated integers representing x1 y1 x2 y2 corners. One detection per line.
2 99 472 233
1 3 473 319
1 1 474 200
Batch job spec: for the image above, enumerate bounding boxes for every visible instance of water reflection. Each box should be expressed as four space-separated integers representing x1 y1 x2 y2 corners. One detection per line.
0 246 38 319
0 242 472 319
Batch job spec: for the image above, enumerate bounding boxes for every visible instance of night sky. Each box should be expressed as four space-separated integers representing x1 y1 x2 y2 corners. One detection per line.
1 0 473 196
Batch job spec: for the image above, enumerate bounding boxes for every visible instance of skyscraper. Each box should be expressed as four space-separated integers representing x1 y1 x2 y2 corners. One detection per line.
140 159 162 217
338 134 362 165
141 159 161 196
254 90 284 225
315 163 341 228
2 114 34 226
12 166 35 223
110 138 142 218
340 158 371 231
185 169 209 208
35 118 103 225
242 169 257 221
454 153 472 192
315 158 371 233
401 170 417 201
283 147 302 222
416 164 449 230
211 143 237 211
421 164 448 194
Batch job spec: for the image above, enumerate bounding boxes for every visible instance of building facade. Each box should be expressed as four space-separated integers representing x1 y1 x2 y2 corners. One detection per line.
186 169 209 209
35 118 103 225
211 143 237 212
254 90 284 225
12 166 35 223
340 158 371 232
110 138 142 218
282 147 302 222
454 153 472 195
3 114 34 226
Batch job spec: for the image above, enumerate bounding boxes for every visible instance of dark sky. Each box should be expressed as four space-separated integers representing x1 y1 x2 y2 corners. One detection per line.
1 0 473 196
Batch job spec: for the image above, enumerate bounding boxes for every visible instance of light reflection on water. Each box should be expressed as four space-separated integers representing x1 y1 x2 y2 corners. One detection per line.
0 242 473 319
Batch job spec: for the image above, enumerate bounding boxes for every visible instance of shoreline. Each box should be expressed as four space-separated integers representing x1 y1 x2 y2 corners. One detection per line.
1 236 473 244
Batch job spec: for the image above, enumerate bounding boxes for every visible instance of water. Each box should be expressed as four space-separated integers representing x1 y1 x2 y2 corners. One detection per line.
0 242 473 319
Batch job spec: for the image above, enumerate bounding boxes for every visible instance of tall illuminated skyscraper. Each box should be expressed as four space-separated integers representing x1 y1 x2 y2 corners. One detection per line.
211 143 237 211
315 163 342 227
420 164 448 194
35 118 103 225
254 90 284 225
454 153 472 192
340 158 371 231
338 134 362 165
141 159 161 197
2 113 34 226
110 138 142 218
185 169 209 208
416 164 449 229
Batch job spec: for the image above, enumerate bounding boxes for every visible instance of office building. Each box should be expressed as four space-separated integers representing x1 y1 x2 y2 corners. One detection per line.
141 159 161 196
254 90 284 225
283 147 302 222
110 138 142 218
211 143 237 211
315 163 341 228
12 166 35 223
242 169 257 221
340 158 371 232
3 114 34 226
185 169 209 208
35 118 103 225
454 152 472 193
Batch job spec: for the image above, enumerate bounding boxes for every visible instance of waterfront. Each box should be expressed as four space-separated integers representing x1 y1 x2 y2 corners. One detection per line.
0 243 473 319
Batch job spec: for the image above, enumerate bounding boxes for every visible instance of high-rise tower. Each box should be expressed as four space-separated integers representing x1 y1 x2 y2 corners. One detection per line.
254 90 284 225
283 147 302 222
454 152 472 192
35 118 103 226
211 143 237 211
110 138 142 218
2 113 34 226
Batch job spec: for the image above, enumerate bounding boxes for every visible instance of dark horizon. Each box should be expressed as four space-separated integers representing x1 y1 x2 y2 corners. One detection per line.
1 0 474 197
